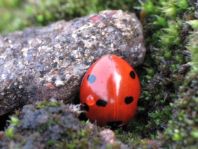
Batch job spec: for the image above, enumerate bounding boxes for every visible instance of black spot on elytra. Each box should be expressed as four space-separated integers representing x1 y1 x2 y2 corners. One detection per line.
125 96 134 104
80 103 89 111
96 99 107 107
130 71 136 79
87 74 96 83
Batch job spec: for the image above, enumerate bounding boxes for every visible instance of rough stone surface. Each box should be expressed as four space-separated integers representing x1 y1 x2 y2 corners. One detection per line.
0 101 128 149
194 0 198 18
0 10 146 116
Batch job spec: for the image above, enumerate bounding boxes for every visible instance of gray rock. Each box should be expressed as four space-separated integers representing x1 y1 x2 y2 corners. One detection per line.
0 10 146 116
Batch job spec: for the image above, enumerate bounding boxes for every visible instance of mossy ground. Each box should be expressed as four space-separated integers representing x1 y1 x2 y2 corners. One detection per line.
0 0 135 34
1 102 105 148
0 0 197 148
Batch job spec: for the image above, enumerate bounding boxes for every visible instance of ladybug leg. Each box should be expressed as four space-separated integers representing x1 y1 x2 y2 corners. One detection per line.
106 121 123 130
80 103 89 112
78 112 88 121
78 103 89 121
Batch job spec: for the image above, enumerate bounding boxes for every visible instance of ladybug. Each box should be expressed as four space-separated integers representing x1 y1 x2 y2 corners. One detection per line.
80 54 141 126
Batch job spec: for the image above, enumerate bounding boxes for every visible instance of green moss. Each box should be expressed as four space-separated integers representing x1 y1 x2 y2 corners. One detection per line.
9 116 20 127
162 32 198 146
4 116 20 139
187 20 198 30
47 139 57 147
191 129 198 139
160 22 181 46
153 16 167 27
146 4 197 149
117 0 194 146
162 75 198 147
5 127 15 139
0 0 136 34
187 31 198 73
141 0 156 14
0 0 21 8
36 100 61 109
106 143 121 149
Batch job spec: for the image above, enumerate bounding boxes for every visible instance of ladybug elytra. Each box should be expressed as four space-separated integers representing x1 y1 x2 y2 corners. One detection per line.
80 54 141 126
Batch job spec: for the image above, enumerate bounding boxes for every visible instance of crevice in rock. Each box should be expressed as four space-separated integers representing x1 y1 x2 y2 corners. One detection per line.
0 112 11 131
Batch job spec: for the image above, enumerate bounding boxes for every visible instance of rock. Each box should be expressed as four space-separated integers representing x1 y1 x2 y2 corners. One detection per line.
0 10 146 116
100 129 116 144
0 101 128 149
193 0 198 18
0 131 4 140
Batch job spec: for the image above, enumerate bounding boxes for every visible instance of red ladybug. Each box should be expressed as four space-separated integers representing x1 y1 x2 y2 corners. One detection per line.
80 54 141 126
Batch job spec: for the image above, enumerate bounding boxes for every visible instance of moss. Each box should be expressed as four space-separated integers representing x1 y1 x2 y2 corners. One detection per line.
9 116 20 127
187 20 198 30
36 100 61 109
47 139 57 147
4 116 20 139
106 143 121 149
115 0 194 146
5 127 15 139
187 31 198 73
0 0 197 148
161 11 198 147
0 0 136 34
162 73 198 147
